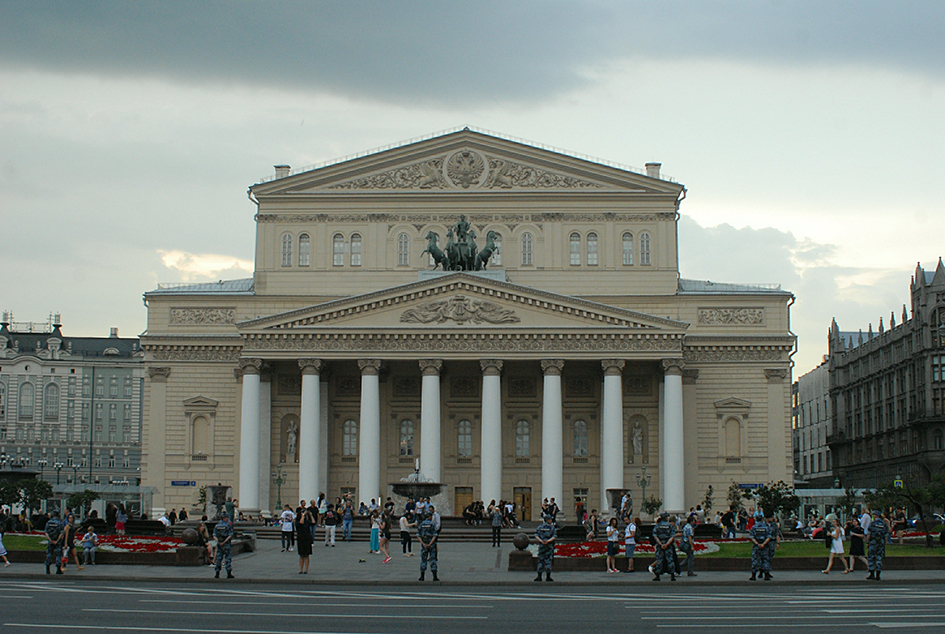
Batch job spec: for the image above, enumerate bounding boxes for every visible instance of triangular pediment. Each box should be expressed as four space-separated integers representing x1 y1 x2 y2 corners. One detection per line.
714 397 752 410
251 128 683 196
239 273 689 333
183 395 219 409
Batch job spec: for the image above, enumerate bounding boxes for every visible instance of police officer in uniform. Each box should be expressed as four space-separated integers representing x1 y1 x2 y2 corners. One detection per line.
763 513 780 579
44 510 65 575
749 511 771 581
867 509 890 580
534 514 557 582
213 510 235 579
651 512 676 581
417 511 439 581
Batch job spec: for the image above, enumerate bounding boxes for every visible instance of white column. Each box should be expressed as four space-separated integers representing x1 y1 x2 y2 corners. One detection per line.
662 359 685 513
480 359 503 505
600 359 625 513
298 359 322 503
257 375 271 515
318 380 329 497
541 359 564 510
419 359 443 482
238 358 262 514
358 359 382 508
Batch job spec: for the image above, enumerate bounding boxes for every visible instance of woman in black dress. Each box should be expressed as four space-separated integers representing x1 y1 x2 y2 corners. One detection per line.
296 506 314 574
847 517 868 571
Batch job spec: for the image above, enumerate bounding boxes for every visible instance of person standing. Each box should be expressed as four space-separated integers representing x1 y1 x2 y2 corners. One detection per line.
490 501 503 547
764 513 780 578
213 511 235 579
341 500 355 542
867 509 890 580
369 509 381 554
822 516 850 574
748 511 771 581
651 512 676 581
400 511 417 556
681 515 697 577
280 504 296 552
379 510 393 563
323 504 338 547
534 514 557 582
605 517 620 573
63 514 84 571
623 516 639 573
296 505 314 574
44 510 64 575
115 505 128 536
417 511 439 581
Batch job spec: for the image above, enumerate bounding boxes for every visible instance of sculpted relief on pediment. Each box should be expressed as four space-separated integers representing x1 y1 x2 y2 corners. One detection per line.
399 295 520 325
326 149 604 191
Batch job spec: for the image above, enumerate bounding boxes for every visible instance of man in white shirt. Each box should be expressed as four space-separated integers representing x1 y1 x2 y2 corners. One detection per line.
624 517 637 573
429 505 441 533
860 508 871 533
280 505 296 552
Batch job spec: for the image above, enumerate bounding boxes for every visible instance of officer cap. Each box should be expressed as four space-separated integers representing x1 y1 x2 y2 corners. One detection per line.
220 510 229 517
659 511 669 519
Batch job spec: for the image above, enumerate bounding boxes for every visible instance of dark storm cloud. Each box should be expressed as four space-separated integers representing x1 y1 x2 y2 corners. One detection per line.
1 1 942 106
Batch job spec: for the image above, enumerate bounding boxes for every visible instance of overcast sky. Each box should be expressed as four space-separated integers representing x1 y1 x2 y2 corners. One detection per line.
2 1 943 374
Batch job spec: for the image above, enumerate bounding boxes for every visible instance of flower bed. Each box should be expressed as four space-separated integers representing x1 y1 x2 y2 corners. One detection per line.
96 535 184 553
554 540 720 558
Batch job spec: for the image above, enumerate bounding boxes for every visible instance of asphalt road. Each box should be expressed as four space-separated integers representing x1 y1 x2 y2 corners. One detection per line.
1 579 943 633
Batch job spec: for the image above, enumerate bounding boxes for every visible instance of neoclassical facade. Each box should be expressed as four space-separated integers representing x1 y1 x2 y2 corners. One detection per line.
141 129 795 518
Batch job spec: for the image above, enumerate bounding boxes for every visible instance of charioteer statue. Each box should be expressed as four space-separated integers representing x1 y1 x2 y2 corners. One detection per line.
421 215 499 272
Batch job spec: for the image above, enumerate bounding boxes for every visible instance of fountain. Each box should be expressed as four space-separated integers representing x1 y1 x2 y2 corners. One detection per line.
389 461 450 515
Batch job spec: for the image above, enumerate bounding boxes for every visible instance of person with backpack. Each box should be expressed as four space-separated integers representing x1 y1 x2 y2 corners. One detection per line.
44 510 65 575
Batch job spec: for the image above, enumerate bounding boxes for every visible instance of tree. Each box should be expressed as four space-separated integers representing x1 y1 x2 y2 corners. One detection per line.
727 481 746 511
703 485 714 513
866 473 945 548
66 489 100 519
838 486 859 518
0 480 19 511
746 481 800 519
642 494 662 517
18 478 53 515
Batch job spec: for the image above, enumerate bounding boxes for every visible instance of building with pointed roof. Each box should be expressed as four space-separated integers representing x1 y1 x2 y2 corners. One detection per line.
141 128 795 518
824 258 945 488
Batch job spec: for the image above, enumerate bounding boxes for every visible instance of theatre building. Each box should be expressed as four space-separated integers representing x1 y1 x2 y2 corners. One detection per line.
140 129 795 519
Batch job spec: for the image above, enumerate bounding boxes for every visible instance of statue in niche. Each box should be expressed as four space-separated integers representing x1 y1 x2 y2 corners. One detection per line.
632 422 644 457
285 420 298 463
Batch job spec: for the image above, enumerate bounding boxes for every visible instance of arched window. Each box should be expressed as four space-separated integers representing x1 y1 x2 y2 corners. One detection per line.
573 420 588 457
457 419 472 457
0 383 5 420
281 233 293 267
397 232 410 266
491 233 502 266
521 232 533 266
350 233 362 266
298 233 311 266
569 232 581 266
586 232 598 265
43 383 59 421
192 415 211 455
18 382 34 420
515 420 530 457
725 417 741 457
342 420 358 456
640 232 651 266
399 419 414 456
622 232 633 265
332 234 345 266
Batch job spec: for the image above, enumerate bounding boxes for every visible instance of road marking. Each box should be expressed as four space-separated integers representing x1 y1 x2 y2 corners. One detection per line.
84 608 486 619
141 599 492 609
871 624 945 629
5 626 376 634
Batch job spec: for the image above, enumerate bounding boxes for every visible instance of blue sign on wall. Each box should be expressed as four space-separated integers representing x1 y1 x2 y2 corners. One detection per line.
171 480 197 487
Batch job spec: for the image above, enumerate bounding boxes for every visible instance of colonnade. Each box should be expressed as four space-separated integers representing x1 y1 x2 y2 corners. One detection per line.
236 357 686 515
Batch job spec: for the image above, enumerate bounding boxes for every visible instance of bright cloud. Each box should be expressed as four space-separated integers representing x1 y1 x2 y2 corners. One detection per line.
159 250 253 282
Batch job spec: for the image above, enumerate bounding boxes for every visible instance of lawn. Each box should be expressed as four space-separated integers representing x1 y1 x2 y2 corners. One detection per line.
2 534 46 551
698 539 943 558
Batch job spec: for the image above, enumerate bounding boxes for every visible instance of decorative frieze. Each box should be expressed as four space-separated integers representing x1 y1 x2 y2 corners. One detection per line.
169 307 237 325
400 296 520 325
255 212 673 224
697 308 764 326
148 346 242 362
683 346 789 362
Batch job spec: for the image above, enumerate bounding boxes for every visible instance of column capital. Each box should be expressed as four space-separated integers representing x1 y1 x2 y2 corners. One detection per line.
480 359 504 376
601 359 625 376
419 359 443 376
298 358 323 375
147 367 170 382
683 368 700 384
238 358 263 376
358 359 382 376
662 358 685 376
765 368 788 382
540 359 565 376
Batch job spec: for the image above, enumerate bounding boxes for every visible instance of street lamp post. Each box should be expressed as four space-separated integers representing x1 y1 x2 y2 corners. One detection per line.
54 462 64 485
636 464 652 514
38 458 48 481
72 463 82 485
272 464 287 511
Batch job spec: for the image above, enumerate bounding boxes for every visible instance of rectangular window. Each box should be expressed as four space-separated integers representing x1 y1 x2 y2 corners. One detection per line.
123 404 131 421
124 378 133 397
109 403 116 421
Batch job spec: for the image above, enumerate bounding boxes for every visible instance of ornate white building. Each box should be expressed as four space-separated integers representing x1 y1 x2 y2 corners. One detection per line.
141 129 795 519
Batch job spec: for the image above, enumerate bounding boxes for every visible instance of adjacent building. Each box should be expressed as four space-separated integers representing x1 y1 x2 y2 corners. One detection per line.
827 259 945 487
0 313 145 495
140 128 795 519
